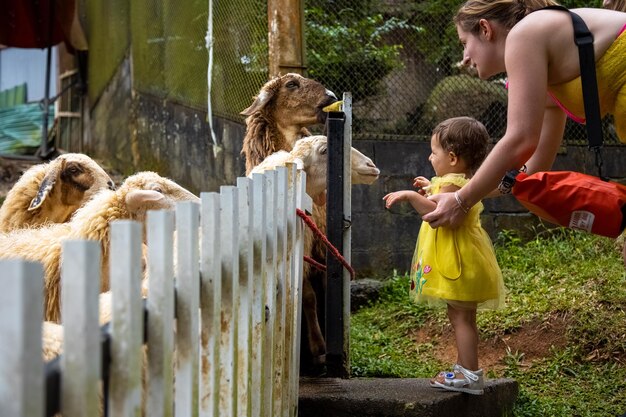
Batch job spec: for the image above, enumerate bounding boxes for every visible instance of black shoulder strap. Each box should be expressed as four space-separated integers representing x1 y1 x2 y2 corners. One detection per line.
541 5 603 149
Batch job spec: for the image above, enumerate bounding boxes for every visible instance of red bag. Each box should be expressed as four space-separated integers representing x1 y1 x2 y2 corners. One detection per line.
506 170 626 238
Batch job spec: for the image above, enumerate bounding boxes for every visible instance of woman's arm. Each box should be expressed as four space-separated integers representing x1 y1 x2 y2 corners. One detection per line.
423 22 562 228
524 99 568 174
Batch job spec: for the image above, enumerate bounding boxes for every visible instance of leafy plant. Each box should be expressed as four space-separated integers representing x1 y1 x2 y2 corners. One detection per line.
305 2 420 101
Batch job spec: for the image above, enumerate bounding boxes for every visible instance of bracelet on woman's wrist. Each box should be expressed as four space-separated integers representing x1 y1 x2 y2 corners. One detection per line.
454 191 471 214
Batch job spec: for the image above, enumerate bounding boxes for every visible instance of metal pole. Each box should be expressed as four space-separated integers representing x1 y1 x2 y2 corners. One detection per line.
40 0 56 159
326 111 349 378
267 0 306 77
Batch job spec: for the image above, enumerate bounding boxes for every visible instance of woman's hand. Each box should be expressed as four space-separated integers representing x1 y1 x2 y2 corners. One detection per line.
421 192 467 229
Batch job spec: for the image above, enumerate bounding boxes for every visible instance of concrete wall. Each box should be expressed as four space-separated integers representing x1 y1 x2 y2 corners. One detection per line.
83 57 246 194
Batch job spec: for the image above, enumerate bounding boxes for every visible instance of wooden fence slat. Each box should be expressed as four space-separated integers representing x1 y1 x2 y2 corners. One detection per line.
61 240 101 417
108 220 144 416
263 170 277 417
281 163 295 416
290 168 308 416
200 193 221 417
236 177 253 416
0 260 44 417
250 173 267 417
219 186 239 417
146 210 176 417
175 201 201 417
272 167 288 417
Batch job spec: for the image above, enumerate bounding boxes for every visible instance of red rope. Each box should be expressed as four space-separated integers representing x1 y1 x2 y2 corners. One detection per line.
296 208 356 280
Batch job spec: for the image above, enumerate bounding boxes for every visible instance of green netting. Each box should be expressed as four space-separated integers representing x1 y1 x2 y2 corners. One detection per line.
85 0 130 104
211 0 268 121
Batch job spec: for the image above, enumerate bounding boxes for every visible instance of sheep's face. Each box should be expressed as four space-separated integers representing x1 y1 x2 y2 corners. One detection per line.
241 73 338 128
121 172 199 219
29 153 115 211
296 136 380 204
350 147 380 185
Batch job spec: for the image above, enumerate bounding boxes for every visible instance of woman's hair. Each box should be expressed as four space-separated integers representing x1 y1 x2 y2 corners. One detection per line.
454 0 559 34
433 116 489 173
604 0 626 12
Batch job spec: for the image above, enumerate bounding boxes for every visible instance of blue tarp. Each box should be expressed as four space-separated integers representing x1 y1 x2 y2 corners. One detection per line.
0 102 54 154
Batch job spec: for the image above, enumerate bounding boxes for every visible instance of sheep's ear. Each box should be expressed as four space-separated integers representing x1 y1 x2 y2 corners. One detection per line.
29 167 60 210
125 190 165 212
240 90 273 116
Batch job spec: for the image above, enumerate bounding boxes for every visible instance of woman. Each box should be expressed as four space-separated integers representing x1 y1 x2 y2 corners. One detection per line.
422 0 626 262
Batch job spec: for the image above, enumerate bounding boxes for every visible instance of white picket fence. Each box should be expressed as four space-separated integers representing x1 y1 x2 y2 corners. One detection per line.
0 163 311 417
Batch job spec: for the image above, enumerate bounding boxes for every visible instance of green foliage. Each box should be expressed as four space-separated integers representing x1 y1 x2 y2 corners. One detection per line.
408 0 465 72
351 229 626 416
305 2 420 100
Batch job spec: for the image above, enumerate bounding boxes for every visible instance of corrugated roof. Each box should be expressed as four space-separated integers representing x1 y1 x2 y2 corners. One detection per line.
0 103 54 155
0 84 27 108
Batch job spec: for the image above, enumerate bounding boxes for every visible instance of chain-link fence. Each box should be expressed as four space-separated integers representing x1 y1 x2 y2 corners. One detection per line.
81 0 617 146
304 0 618 145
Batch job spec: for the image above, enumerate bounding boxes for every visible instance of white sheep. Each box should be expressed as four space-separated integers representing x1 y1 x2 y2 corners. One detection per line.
250 134 379 203
0 171 199 322
240 73 338 175
0 153 116 232
250 135 380 363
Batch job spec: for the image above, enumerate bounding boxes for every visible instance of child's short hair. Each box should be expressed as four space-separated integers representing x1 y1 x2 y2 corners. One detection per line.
432 116 489 173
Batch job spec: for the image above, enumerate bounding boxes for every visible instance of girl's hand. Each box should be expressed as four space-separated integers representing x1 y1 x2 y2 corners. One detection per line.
383 191 409 209
422 192 467 229
413 176 430 195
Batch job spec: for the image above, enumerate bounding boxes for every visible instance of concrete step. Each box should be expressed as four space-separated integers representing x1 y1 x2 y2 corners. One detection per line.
298 377 518 417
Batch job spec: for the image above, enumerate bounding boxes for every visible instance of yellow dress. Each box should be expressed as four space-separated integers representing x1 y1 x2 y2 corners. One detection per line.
409 174 505 310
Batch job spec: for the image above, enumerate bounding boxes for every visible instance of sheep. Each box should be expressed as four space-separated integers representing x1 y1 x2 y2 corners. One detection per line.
240 73 338 175
250 135 380 365
0 171 199 322
0 153 116 232
250 135 379 203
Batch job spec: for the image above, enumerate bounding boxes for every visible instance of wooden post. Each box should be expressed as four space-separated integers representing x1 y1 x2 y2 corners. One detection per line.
326 110 350 378
0 260 44 417
267 0 306 77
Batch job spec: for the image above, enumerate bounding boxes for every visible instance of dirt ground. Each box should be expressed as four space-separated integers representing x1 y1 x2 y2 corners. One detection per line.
413 313 570 372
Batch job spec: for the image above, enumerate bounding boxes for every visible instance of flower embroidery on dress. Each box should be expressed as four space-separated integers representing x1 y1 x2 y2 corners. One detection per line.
412 254 429 295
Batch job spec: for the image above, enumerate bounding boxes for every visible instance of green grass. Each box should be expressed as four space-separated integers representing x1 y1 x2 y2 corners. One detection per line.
350 227 626 416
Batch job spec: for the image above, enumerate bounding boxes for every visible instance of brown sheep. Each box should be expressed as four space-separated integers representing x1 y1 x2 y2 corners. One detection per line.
240 73 338 175
242 75 374 368
0 153 116 232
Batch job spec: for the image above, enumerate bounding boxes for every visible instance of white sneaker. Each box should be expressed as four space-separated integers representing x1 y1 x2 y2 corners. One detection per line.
430 364 484 395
